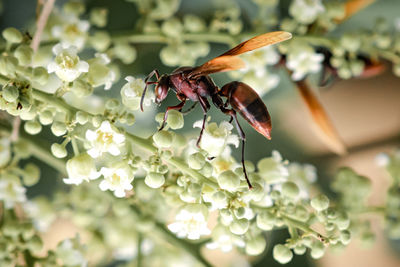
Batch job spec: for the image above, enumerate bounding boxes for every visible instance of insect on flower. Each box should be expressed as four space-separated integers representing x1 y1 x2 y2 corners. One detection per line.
141 31 292 189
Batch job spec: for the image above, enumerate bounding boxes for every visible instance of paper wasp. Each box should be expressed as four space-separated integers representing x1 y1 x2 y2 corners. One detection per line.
141 31 292 188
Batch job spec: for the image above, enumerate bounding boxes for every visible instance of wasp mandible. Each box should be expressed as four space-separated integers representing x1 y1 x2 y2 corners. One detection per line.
141 31 292 189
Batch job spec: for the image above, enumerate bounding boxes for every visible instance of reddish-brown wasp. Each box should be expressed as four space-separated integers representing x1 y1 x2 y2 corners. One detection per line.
141 31 292 188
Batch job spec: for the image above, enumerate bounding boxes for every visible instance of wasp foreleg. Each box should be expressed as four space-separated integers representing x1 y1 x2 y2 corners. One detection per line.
159 99 186 131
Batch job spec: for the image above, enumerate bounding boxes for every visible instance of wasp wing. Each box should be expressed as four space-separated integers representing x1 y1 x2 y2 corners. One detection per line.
220 31 292 57
188 55 245 79
188 31 292 78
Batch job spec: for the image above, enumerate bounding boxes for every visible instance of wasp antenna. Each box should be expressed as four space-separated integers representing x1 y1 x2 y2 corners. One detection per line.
141 70 160 112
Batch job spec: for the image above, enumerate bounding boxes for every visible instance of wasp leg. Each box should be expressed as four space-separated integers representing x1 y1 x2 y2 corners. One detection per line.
196 95 210 148
159 99 186 131
222 108 252 189
141 69 160 111
181 102 198 115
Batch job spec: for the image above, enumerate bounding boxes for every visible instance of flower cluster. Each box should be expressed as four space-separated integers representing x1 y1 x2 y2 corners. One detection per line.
0 0 399 266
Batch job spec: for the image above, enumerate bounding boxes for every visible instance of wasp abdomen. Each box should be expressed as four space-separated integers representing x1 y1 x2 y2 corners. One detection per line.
221 81 272 139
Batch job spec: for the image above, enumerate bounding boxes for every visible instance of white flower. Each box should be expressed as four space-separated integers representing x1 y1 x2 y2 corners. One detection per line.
56 236 87 267
0 174 27 209
86 53 116 90
48 44 89 82
257 150 289 183
286 46 324 81
0 136 11 168
193 120 239 157
168 204 211 240
121 76 153 110
99 164 134 198
63 153 100 185
52 15 90 50
289 0 325 24
85 121 125 158
206 225 245 252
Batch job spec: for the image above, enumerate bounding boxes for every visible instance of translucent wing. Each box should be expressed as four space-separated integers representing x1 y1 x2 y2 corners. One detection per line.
188 31 292 78
188 55 245 78
220 31 292 57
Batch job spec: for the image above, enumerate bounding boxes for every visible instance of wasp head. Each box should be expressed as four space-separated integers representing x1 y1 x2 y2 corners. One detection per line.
155 75 170 105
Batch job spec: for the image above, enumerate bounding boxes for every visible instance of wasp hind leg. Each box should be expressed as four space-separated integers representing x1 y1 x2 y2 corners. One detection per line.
141 70 160 111
222 108 252 189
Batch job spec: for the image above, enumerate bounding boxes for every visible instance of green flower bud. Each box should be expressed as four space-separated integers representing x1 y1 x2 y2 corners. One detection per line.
2 27 22 44
273 244 293 264
246 182 264 202
350 60 365 76
161 18 183 37
310 241 325 259
311 194 330 211
270 190 281 200
92 115 103 127
293 205 309 222
63 1 85 15
227 20 242 35
229 218 249 235
211 191 227 207
334 211 350 230
337 66 352 79
160 45 180 66
51 143 67 158
20 105 37 120
166 110 184 129
294 245 307 255
145 172 165 188
153 130 173 148
2 85 19 102
23 163 40 186
187 152 205 170
32 67 49 85
234 207 246 219
39 110 53 125
281 181 299 198
105 98 119 110
3 223 19 237
113 43 137 64
70 79 93 97
340 34 361 52
256 211 275 231
24 120 42 135
325 207 338 220
183 14 206 32
325 222 336 232
0 56 18 76
14 45 33 65
125 113 135 125
76 111 89 125
21 222 35 240
376 34 391 49
27 234 43 252
51 121 67 136
246 235 267 256
90 8 108 27
200 162 213 177
340 230 351 245
393 64 400 77
302 236 314 247
156 164 168 174
218 170 240 191
90 31 111 52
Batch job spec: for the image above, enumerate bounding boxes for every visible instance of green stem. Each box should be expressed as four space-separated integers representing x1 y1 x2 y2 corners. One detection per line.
282 214 329 244
137 233 143 267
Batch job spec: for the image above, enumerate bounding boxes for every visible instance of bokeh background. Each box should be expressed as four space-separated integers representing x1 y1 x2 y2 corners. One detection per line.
1 0 400 266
